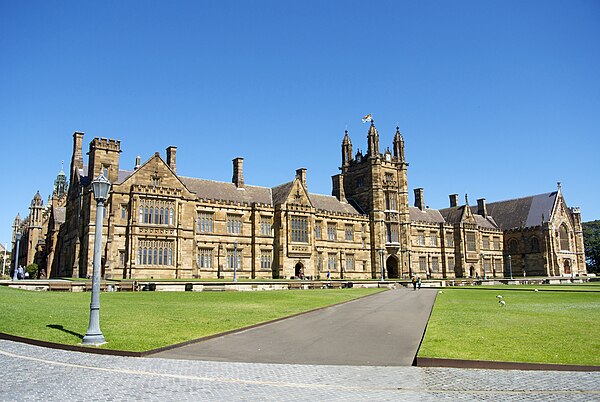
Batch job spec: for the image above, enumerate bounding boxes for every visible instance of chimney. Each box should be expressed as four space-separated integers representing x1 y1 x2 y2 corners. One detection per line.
71 131 84 180
135 156 141 170
477 198 487 217
332 174 345 201
449 194 459 208
232 157 244 188
166 146 177 173
296 168 307 188
414 188 425 211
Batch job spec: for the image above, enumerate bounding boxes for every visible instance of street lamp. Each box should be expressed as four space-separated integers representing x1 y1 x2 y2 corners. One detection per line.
233 240 238 282
379 248 384 281
481 252 487 280
508 254 513 280
12 232 22 281
2 242 8 277
82 173 111 346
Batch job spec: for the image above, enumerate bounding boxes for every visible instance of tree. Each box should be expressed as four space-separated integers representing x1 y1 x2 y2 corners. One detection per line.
582 220 600 274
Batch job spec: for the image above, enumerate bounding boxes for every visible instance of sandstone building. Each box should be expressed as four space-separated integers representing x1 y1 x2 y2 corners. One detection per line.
12 121 587 279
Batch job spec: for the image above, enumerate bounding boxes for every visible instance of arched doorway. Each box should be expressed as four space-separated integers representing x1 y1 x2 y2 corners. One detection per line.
294 262 304 279
563 260 571 275
469 266 475 278
386 256 399 278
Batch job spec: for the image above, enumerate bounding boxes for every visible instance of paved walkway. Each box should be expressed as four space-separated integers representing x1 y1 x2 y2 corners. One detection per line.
152 288 437 366
2 340 599 400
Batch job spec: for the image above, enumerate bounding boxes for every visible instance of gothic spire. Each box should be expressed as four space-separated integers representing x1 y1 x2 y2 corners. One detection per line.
367 121 380 158
393 126 405 162
341 130 353 166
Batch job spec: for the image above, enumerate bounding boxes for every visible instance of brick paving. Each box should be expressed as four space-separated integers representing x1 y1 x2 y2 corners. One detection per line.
1 340 599 401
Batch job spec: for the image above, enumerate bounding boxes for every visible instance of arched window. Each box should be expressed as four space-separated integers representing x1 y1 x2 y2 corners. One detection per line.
143 247 148 265
158 248 163 265
144 207 149 224
138 247 142 265
508 239 519 253
169 207 174 225
154 248 158 265
530 237 540 252
167 247 173 266
139 206 143 223
164 207 169 225
154 208 159 225
559 224 570 251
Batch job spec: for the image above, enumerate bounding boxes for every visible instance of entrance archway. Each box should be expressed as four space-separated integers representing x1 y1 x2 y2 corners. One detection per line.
563 260 571 275
469 266 475 278
386 256 399 278
294 262 304 279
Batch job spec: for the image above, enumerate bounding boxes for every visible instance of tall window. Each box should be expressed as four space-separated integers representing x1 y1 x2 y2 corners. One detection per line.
493 237 500 250
483 236 490 250
121 205 127 220
559 224 570 251
345 225 354 241
317 253 323 271
345 254 355 271
139 200 174 225
448 257 455 272
291 216 308 242
419 256 427 272
226 249 242 269
429 233 437 247
466 233 476 252
260 217 272 236
315 221 322 239
197 212 214 233
198 248 213 269
483 259 491 274
494 259 501 275
260 250 272 270
417 231 425 246
431 257 439 272
508 239 518 253
227 215 243 234
137 240 173 266
328 253 337 271
327 223 337 240
531 237 540 252
385 191 397 211
387 223 399 243
446 234 454 247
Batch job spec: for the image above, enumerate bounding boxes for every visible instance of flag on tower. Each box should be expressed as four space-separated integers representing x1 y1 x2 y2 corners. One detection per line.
362 114 373 123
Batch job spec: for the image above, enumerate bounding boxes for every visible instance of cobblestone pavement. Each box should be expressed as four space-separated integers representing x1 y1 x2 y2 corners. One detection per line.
1 340 599 401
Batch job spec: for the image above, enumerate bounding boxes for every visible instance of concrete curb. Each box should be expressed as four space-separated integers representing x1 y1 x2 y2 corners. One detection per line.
416 356 600 372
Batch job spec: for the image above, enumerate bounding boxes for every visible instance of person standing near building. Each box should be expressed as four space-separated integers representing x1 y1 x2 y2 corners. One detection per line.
412 276 417 290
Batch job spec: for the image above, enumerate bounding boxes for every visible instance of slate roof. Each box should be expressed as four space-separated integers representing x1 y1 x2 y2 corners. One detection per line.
180 177 273 205
271 182 294 205
438 205 499 229
471 192 558 230
409 206 445 223
439 206 465 225
309 194 362 215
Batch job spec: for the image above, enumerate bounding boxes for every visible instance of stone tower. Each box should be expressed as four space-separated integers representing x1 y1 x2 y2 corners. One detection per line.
27 191 44 266
335 121 411 278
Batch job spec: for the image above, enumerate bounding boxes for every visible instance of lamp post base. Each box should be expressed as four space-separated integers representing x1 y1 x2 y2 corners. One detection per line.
82 333 106 346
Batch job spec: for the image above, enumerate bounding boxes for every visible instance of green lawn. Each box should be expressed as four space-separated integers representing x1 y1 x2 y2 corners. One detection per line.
419 287 600 365
0 286 383 352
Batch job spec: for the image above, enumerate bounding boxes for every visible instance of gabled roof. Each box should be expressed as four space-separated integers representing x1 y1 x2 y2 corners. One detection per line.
309 194 362 215
181 177 273 205
272 181 294 205
409 206 445 223
439 206 465 225
471 192 558 230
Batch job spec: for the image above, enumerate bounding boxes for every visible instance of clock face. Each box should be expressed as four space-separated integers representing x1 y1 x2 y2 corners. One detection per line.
385 153 391 162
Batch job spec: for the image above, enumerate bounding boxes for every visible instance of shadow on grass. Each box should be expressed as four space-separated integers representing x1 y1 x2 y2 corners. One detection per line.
47 324 84 340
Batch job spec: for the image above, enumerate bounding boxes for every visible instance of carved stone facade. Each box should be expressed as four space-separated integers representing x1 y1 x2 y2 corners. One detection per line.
12 121 587 279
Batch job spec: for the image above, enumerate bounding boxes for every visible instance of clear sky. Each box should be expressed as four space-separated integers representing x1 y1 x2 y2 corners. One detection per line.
1 1 599 247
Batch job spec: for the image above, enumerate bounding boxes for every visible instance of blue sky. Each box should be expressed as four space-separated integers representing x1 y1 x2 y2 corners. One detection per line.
1 1 599 246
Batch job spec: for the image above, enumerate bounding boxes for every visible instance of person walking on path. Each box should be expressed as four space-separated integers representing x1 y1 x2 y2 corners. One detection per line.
417 276 422 290
412 276 417 290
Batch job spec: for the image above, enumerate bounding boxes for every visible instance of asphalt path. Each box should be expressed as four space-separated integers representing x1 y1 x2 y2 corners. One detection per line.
152 288 437 366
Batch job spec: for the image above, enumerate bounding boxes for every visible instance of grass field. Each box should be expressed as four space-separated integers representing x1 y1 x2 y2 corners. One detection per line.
418 286 600 365
0 286 383 352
